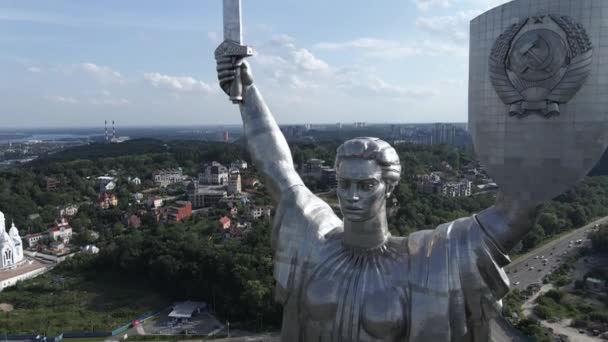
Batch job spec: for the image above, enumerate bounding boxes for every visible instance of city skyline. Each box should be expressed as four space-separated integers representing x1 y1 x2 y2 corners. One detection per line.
1 0 509 127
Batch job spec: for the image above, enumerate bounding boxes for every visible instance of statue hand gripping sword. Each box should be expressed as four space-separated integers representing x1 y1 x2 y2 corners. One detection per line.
215 0 253 103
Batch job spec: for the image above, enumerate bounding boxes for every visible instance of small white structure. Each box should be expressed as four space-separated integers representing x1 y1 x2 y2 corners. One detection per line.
129 177 142 185
231 160 248 170
0 211 24 270
81 245 100 254
98 176 116 192
133 192 144 203
169 301 207 319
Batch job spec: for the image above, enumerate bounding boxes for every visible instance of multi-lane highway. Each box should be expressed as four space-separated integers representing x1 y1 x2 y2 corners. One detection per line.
505 216 607 291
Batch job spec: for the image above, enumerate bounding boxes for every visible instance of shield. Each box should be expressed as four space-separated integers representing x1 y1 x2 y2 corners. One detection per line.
468 0 608 204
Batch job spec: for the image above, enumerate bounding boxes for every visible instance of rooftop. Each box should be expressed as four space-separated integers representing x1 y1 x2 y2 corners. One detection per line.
168 301 206 319
0 258 51 282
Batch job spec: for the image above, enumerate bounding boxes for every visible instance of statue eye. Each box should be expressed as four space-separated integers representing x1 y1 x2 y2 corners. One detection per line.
339 179 350 189
360 181 377 191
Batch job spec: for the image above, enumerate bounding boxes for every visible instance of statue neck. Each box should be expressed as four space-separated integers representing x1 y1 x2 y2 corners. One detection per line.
343 204 390 250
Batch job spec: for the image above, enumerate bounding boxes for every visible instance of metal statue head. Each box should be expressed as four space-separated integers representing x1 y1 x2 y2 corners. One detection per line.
335 138 401 222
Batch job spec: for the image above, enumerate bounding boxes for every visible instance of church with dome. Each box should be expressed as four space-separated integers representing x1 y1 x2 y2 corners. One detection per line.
0 210 24 270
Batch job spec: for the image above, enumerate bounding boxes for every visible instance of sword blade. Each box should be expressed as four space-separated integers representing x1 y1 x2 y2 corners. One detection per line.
223 0 242 43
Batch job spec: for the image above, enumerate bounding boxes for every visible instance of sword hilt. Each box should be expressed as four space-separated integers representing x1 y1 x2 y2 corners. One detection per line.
215 40 254 104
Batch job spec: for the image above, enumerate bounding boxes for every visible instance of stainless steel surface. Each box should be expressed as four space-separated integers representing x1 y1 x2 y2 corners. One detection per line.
471 0 608 254
215 0 253 103
212 0 608 340
223 0 242 43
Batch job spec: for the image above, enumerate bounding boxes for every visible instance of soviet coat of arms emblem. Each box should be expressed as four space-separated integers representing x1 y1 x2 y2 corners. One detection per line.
489 15 593 118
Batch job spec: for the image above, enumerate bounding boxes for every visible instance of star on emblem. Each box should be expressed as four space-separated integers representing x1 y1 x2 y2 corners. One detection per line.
532 15 546 24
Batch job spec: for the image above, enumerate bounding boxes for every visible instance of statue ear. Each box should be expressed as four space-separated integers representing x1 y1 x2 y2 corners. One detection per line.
385 183 396 198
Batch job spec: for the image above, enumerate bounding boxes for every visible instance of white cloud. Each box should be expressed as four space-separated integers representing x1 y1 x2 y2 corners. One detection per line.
89 97 130 106
314 38 467 58
290 48 329 72
416 10 480 43
255 53 288 67
144 72 216 93
414 0 453 11
269 34 296 48
413 0 508 11
59 62 124 83
28 66 41 73
44 95 78 104
314 38 400 50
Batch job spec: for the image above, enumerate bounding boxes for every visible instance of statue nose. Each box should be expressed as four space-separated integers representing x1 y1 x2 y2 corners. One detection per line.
347 186 360 202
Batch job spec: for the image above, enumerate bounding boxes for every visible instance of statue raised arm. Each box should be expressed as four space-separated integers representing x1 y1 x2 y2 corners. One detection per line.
217 57 304 201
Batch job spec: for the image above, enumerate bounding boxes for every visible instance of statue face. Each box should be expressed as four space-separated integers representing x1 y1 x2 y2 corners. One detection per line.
336 159 387 222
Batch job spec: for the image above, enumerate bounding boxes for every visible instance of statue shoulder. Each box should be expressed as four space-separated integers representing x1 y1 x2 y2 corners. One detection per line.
272 185 342 303
272 185 342 248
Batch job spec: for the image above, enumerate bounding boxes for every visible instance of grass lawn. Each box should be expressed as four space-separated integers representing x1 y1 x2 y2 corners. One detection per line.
0 270 170 336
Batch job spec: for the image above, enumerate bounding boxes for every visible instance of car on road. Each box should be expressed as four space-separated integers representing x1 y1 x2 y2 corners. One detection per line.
529 266 535 270
514 281 520 286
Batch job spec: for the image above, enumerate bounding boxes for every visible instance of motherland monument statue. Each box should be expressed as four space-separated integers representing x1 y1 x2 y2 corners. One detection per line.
215 0 608 340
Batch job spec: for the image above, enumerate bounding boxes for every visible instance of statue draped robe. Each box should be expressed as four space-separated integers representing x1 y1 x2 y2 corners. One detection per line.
271 185 516 342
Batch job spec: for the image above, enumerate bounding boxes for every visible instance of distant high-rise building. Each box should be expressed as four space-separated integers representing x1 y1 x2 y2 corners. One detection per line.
228 169 242 194
223 131 229 142
432 123 457 145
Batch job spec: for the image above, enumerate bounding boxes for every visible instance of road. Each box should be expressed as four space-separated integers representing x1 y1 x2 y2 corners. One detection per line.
505 216 607 291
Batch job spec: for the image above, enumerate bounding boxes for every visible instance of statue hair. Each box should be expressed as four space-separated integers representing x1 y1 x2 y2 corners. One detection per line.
335 137 401 187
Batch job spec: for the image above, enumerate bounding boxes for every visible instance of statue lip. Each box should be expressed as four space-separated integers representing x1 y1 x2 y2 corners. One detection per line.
343 206 363 211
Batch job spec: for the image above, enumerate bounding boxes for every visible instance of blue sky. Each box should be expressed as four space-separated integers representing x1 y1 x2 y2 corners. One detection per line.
0 0 508 128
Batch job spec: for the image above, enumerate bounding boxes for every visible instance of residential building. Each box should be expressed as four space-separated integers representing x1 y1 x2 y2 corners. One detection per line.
200 162 228 185
441 181 472 197
133 192 144 203
416 173 471 198
45 177 60 191
167 201 192 223
218 216 231 230
146 196 163 209
241 175 260 190
153 169 184 188
249 206 272 220
187 182 227 209
98 193 118 209
416 173 443 194
586 277 606 293
126 215 142 228
98 176 116 192
230 160 248 170
48 218 73 243
24 233 45 248
302 159 326 177
321 168 337 189
228 169 242 194
59 204 79 218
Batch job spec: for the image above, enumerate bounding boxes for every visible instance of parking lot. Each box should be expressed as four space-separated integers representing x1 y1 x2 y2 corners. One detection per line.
135 309 225 337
